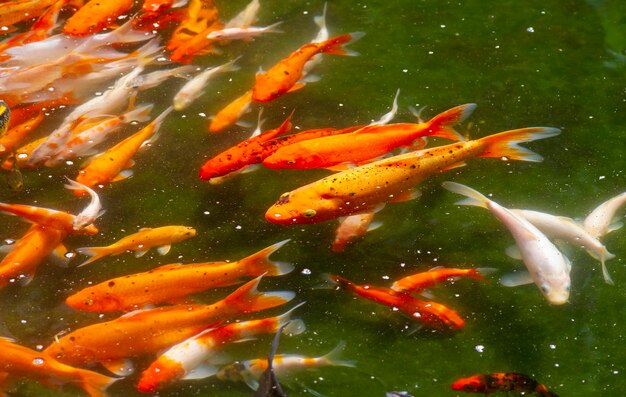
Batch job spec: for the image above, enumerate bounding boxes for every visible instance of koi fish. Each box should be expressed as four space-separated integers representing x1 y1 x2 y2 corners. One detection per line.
330 275 464 330
390 267 490 295
511 209 615 284
0 101 10 142
223 0 259 29
216 341 355 390
0 111 44 156
44 276 294 375
136 304 305 392
0 224 67 288
75 225 197 267
63 178 104 230
167 0 222 64
583 191 626 238
0 336 117 397
208 89 253 133
173 58 240 111
265 127 560 225
442 182 571 305
64 0 134 36
5 98 71 131
252 32 364 102
253 321 290 397
206 22 283 41
0 201 98 235
142 0 174 13
0 0 58 28
331 210 381 253
263 103 475 170
66 239 293 312
451 372 559 396
74 107 173 194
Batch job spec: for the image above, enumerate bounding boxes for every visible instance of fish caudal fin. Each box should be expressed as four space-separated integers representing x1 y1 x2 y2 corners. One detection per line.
241 239 294 277
225 276 295 314
276 302 307 335
321 341 357 368
75 246 110 267
476 127 561 162
441 181 490 209
320 32 365 56
426 103 476 141
76 368 119 397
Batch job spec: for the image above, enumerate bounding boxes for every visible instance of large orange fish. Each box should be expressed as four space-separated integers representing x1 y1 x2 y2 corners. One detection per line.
44 276 294 374
64 0 134 36
330 275 464 330
252 32 363 102
451 373 559 396
0 202 98 235
262 104 475 170
0 337 117 397
208 90 254 133
66 239 293 312
266 127 560 225
390 267 488 294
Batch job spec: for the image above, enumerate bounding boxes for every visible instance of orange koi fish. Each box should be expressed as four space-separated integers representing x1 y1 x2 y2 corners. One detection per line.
252 32 363 102
331 211 380 253
208 90 253 133
0 111 44 155
73 107 173 195
330 275 464 330
0 101 10 144
44 276 294 374
75 225 197 267
0 224 66 288
266 126 560 225
5 98 73 131
451 373 559 396
0 337 117 397
66 239 293 312
0 202 98 235
167 0 222 63
390 267 489 294
142 0 174 13
64 0 134 36
263 104 475 170
0 0 58 28
137 304 305 392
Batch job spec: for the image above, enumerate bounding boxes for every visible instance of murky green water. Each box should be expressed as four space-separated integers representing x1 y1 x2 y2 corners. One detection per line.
1 0 625 396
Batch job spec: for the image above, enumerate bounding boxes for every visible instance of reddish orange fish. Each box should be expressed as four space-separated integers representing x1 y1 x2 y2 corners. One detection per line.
390 267 488 295
330 275 464 330
451 373 559 396
252 32 363 102
64 0 134 36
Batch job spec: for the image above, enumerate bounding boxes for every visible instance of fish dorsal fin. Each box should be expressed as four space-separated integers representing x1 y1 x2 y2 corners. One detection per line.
505 245 523 260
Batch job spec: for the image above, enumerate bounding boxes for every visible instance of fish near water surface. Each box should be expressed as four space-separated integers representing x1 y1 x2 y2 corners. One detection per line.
266 126 561 225
451 372 559 396
390 267 490 295
64 0 134 36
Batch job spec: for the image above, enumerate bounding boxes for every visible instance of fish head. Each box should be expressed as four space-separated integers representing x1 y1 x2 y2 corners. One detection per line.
265 189 344 225
539 279 570 305
451 375 485 392
65 291 123 312
174 226 197 240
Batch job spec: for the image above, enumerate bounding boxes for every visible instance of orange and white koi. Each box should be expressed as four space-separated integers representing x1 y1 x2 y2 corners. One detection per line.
208 89 253 133
0 336 117 397
66 239 293 312
0 224 67 288
330 275 465 330
331 211 381 253
390 267 489 294
44 276 294 374
173 58 240 111
216 341 355 390
252 32 363 102
583 191 626 238
265 127 560 225
262 103 473 170
64 0 134 36
74 107 172 194
63 178 104 230
136 303 305 392
206 22 283 41
0 201 98 235
75 225 197 267
451 372 559 396
443 182 571 305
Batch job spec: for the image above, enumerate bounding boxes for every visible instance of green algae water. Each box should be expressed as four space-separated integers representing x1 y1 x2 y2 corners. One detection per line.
1 0 625 396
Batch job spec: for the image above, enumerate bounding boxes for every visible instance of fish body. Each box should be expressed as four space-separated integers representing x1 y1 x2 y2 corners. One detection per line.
0 0 57 27
330 275 464 330
252 33 362 102
0 337 117 397
44 276 294 371
390 267 486 294
63 179 104 230
208 90 253 133
583 191 626 238
0 111 44 155
443 182 571 305
266 127 560 225
173 58 240 111
66 240 293 312
263 104 475 170
64 0 134 36
0 224 66 288
0 202 98 235
167 0 222 63
206 22 283 41
75 225 197 267
223 0 259 29
451 372 559 396
142 0 174 13
331 211 379 253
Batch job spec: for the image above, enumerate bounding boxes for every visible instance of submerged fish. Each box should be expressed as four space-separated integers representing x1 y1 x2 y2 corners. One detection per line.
451 372 559 396
390 267 489 295
583 191 626 238
252 321 290 397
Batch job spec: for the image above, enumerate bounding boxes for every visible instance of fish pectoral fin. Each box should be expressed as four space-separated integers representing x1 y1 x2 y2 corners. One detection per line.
124 159 136 169
205 351 232 365
367 221 383 232
388 189 421 203
500 271 534 287
50 244 70 267
300 73 321 83
111 169 133 182
440 161 467 171
0 243 16 254
505 245 523 260
182 363 219 380
287 82 306 93
242 371 260 391
135 250 148 258
324 162 355 172
156 245 171 255
101 358 135 376
607 221 624 234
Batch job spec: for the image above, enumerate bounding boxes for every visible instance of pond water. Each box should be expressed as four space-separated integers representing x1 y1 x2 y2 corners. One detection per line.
1 0 625 396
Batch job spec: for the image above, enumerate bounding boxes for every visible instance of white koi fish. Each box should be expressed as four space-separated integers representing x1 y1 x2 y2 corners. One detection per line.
206 22 283 41
64 178 104 231
583 191 626 238
224 0 260 29
442 181 571 305
173 58 240 111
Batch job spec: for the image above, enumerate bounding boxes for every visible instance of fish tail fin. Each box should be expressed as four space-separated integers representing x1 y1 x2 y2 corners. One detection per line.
327 274 357 292
275 302 307 335
476 127 561 162
76 368 119 397
441 181 490 209
321 341 357 368
426 103 477 141
241 239 294 277
75 246 109 267
474 267 498 280
599 249 616 285
124 103 154 123
320 32 365 56
225 276 294 314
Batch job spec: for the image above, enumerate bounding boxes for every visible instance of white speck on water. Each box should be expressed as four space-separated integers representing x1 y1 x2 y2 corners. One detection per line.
36 345 43 351
554 363 560 367
440 24 446 28
235 225 242 230
599 176 605 180
402 69 408 73
392 307 399 311
428 51 434 55
198 112 206 117
339 103 344 107
203 211 210 215
65 161 74 166
20 320 27 324
301 268 311 275
64 252 76 259
382 275 389 280
549 344 556 349
400 262 406 267
303 11 308 14
613 370 619 375
17 153 28 159
475 344 485 353
32 358 45 366
526 27 535 33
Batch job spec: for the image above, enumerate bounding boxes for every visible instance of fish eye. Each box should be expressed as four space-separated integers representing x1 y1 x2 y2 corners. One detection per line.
303 209 317 218
540 285 550 294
